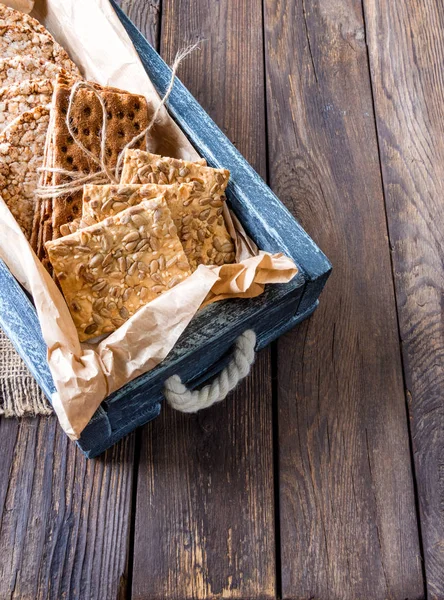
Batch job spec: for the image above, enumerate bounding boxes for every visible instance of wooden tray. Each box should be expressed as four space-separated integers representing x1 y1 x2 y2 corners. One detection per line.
0 3 331 458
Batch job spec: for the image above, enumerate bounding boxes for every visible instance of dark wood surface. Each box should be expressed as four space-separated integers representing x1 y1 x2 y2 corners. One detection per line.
132 1 276 598
0 0 443 598
264 0 423 598
364 1 444 597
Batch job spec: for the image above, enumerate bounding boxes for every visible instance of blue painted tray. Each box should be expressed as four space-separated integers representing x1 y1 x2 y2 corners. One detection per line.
0 3 331 458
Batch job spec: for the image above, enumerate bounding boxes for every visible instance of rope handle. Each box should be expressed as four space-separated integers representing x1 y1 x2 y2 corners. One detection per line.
164 330 256 413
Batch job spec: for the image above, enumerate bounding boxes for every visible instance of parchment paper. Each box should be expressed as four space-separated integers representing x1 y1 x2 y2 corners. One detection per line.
0 0 298 440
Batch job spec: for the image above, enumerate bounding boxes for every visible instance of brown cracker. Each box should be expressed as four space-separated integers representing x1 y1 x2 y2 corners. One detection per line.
49 74 149 240
120 149 230 192
45 197 191 341
83 182 235 269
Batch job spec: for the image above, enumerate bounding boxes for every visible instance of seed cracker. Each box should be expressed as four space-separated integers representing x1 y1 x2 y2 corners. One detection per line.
120 149 230 193
0 78 53 131
82 183 235 269
0 105 49 238
45 197 191 341
0 56 80 88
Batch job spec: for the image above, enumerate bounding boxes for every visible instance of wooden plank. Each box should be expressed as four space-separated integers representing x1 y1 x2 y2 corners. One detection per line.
264 0 424 598
0 3 157 598
131 1 276 598
117 0 160 47
0 417 134 599
363 0 444 596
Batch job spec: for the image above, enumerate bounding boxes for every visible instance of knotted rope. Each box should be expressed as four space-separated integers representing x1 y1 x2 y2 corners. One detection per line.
164 330 256 413
35 43 200 199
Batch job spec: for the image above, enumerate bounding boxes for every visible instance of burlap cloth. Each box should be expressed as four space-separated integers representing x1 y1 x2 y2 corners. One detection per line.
0 330 52 415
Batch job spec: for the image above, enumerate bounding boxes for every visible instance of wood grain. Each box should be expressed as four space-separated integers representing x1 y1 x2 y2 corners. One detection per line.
264 0 424 598
117 0 160 47
364 0 444 597
131 1 276 598
0 416 134 599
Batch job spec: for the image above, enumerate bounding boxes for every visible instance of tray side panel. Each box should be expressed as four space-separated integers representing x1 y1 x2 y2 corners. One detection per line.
0 260 54 399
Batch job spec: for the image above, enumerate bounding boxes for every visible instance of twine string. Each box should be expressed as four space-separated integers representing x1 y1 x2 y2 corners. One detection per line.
35 42 200 200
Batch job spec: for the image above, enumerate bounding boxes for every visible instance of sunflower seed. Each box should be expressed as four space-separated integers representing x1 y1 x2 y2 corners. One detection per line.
123 231 140 243
125 241 138 252
111 201 127 213
92 280 107 292
89 253 103 268
166 255 178 268
84 323 98 335
71 301 81 312
167 276 181 288
128 262 138 276
131 213 147 227
122 288 133 302
119 307 129 319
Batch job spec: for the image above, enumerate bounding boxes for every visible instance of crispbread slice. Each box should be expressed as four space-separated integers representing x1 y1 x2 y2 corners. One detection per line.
0 78 53 131
49 73 149 239
0 105 49 238
0 56 80 88
82 183 235 269
0 24 76 70
120 150 230 193
45 198 191 341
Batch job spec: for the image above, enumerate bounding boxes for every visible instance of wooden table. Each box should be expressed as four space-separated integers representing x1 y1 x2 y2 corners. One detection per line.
1 0 443 598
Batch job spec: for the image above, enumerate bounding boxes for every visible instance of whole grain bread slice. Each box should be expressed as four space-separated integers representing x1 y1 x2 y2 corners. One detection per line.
49 73 150 240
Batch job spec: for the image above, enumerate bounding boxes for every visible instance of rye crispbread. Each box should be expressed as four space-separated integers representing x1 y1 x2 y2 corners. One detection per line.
47 74 150 240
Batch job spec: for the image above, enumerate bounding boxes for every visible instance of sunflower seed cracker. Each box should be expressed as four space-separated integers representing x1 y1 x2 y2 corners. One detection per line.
121 150 230 193
45 197 191 341
83 182 236 269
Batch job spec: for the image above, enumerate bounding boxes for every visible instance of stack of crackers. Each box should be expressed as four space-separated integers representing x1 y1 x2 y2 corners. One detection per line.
0 5 236 342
